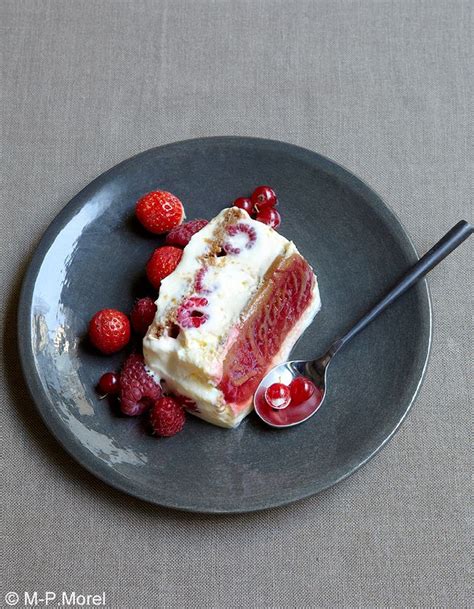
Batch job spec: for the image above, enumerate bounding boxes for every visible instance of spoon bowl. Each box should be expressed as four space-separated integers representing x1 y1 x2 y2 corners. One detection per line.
254 356 330 428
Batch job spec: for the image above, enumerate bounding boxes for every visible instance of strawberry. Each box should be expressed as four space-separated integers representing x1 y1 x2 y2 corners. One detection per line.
88 309 131 354
135 191 184 234
165 219 208 247
146 246 183 289
150 397 186 437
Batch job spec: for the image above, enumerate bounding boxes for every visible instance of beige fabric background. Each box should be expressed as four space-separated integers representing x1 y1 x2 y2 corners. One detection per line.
1 1 472 607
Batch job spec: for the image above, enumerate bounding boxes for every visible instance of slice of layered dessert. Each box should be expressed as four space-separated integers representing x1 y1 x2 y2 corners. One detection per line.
143 207 321 428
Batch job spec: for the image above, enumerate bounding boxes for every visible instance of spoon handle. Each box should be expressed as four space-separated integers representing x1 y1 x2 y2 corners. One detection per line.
328 220 473 356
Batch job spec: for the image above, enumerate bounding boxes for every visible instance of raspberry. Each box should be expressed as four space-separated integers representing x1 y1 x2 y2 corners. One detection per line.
150 397 186 437
177 296 209 329
223 223 257 254
119 353 162 416
146 246 183 289
136 191 185 234
165 219 208 247
130 297 157 336
88 309 131 354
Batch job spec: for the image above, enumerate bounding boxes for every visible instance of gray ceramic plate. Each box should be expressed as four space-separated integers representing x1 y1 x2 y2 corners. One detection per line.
18 137 431 513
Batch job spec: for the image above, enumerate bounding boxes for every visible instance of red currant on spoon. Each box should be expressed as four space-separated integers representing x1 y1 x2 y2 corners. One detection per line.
265 383 291 409
289 376 315 406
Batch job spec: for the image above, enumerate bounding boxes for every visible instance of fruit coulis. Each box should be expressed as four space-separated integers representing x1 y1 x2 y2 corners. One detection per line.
256 383 323 426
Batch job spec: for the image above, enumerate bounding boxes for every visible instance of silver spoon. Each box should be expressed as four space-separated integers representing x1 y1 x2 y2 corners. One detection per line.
254 220 473 428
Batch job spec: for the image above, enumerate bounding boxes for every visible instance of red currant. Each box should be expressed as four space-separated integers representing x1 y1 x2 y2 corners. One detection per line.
289 376 315 406
233 197 254 215
256 207 281 228
265 383 291 409
251 186 277 211
97 372 120 395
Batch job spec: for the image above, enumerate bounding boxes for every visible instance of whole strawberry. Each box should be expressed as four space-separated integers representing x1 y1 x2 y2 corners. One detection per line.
130 297 157 336
146 246 183 289
120 353 162 416
150 396 186 437
88 309 131 354
135 190 184 234
165 219 208 248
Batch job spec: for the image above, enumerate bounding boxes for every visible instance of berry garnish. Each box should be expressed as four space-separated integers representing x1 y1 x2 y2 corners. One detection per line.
130 297 157 336
233 197 254 215
119 353 162 416
165 219 208 247
97 372 120 395
251 185 277 211
88 309 131 354
146 246 183 289
223 223 257 254
177 296 209 329
150 396 186 437
265 383 291 410
135 190 184 234
289 376 315 406
256 207 281 228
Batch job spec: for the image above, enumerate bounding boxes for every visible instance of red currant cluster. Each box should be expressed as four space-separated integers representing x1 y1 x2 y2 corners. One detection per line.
233 185 281 229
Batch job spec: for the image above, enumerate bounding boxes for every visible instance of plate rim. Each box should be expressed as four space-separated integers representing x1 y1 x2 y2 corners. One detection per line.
17 136 433 513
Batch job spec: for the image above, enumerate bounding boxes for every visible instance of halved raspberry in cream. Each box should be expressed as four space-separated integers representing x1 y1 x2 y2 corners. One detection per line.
143 207 321 428
176 296 209 329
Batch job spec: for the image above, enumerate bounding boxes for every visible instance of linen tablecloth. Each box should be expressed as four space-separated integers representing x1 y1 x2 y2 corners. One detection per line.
2 1 472 607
